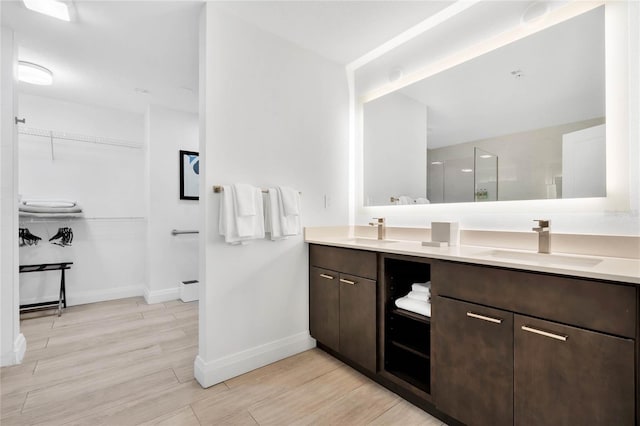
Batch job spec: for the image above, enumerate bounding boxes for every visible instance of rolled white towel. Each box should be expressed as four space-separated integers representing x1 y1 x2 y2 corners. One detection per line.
407 290 429 302
395 296 431 317
398 195 412 205
411 282 431 293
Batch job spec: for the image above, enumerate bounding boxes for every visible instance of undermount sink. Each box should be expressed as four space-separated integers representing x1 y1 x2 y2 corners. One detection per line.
345 238 399 245
482 249 603 267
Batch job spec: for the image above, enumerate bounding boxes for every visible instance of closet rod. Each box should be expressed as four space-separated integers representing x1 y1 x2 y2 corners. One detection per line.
18 126 143 149
212 185 301 194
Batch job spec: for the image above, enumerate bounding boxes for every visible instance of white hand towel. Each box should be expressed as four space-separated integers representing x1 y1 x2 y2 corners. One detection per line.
276 187 301 236
264 188 286 240
415 197 430 204
219 185 265 244
411 282 431 293
278 186 300 216
219 185 236 241
236 186 265 238
233 183 257 216
407 290 429 302
395 296 431 317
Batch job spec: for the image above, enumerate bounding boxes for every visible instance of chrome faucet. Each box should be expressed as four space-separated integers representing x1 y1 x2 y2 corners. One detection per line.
532 219 550 254
369 217 386 240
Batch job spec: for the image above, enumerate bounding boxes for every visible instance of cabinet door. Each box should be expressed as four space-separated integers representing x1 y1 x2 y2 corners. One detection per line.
514 315 634 426
309 267 339 352
339 273 377 372
433 296 514 426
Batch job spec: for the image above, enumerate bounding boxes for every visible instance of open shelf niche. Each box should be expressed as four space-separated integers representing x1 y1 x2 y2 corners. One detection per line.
382 256 432 395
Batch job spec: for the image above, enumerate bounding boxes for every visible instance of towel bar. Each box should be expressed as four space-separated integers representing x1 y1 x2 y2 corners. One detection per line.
213 185 301 194
171 229 199 235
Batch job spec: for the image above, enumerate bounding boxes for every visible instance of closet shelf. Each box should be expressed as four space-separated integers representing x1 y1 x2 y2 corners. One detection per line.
19 216 146 223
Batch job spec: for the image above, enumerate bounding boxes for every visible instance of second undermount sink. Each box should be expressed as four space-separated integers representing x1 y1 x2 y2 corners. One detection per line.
345 238 400 245
481 249 603 267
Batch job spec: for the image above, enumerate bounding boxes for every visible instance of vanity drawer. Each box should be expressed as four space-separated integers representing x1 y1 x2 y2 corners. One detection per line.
310 244 377 280
433 261 637 338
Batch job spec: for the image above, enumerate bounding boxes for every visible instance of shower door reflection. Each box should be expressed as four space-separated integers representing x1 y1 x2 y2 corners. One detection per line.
474 148 498 202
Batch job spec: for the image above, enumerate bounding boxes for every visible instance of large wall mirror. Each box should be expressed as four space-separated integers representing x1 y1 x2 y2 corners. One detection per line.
362 6 605 206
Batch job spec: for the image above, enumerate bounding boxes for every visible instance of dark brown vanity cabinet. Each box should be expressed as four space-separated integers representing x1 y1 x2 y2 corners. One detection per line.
309 245 377 372
514 315 635 425
433 261 637 426
309 266 340 352
433 297 514 426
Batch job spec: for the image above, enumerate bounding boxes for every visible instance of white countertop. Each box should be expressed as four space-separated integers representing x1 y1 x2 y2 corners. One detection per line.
305 235 640 285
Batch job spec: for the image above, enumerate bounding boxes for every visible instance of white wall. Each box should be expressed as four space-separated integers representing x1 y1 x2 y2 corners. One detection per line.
146 105 199 303
363 92 427 205
196 5 349 387
17 94 146 306
1 25 25 367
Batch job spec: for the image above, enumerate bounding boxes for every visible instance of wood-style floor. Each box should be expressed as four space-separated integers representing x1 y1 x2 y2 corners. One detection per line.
1 297 445 425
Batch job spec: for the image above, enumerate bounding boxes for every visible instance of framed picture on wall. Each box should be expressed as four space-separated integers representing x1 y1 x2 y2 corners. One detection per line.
180 150 199 200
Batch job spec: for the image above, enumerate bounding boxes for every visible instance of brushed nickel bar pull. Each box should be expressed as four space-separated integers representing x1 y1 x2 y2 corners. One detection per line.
521 325 568 341
466 312 503 324
319 274 335 280
339 278 356 285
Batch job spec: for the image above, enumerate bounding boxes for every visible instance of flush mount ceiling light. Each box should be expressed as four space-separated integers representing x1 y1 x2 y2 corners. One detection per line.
18 61 53 85
479 154 493 159
23 0 70 21
388 67 404 83
521 1 550 26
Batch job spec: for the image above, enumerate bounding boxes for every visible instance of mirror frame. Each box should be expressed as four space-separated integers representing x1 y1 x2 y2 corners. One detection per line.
350 0 633 219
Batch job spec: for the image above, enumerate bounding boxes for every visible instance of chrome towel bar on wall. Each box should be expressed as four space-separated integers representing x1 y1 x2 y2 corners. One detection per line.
212 185 301 194
171 229 199 235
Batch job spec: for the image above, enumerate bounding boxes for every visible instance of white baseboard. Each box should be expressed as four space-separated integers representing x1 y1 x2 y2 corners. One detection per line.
143 286 180 304
19 285 144 307
1 333 26 367
194 331 315 388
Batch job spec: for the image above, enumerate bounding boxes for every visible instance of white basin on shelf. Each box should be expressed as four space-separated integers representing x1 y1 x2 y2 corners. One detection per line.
481 249 603 267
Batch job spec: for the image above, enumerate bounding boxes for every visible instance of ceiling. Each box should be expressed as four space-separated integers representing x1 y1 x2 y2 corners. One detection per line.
214 1 453 65
2 1 202 114
1 0 455 115
396 6 605 148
